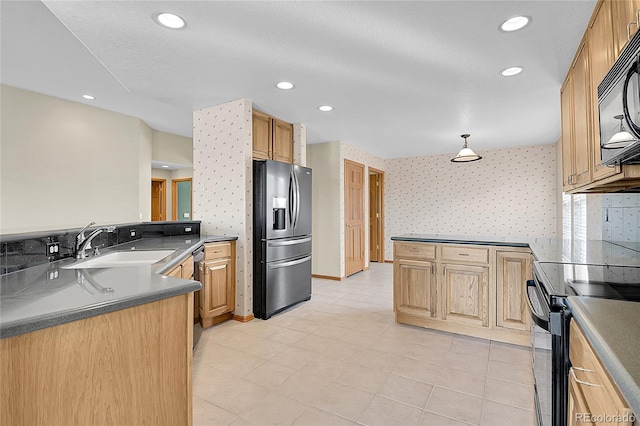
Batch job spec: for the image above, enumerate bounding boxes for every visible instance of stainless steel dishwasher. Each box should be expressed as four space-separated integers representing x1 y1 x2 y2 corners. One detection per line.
192 246 205 350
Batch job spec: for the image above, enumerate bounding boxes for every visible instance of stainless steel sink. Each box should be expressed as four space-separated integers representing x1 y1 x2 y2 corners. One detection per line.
63 250 176 269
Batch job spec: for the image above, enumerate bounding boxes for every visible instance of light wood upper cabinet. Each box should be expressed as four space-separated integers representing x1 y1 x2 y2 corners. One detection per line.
199 241 236 328
589 0 622 182
561 0 640 193
442 263 489 328
252 110 272 160
252 110 293 164
562 75 576 191
611 0 640 58
272 118 294 163
496 251 532 332
572 40 593 188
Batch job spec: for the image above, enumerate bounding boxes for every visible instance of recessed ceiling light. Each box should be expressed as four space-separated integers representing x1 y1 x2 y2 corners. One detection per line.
153 12 186 29
276 81 295 90
500 66 523 77
500 16 531 32
161 165 169 168
318 105 333 112
82 94 95 100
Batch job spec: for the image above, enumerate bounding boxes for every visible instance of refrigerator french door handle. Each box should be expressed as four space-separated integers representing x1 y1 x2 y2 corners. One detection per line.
294 169 301 231
267 255 311 269
267 237 312 247
289 171 295 228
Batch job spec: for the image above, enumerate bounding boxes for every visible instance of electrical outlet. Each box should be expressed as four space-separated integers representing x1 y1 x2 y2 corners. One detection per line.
47 269 60 281
46 242 60 256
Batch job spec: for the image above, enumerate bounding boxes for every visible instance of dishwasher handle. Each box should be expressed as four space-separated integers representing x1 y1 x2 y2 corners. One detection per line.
192 246 205 263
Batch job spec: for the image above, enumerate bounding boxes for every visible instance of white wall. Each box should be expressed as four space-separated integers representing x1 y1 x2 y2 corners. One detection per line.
384 143 558 260
139 121 153 222
0 85 148 233
308 141 386 278
308 142 342 277
152 129 192 166
193 99 253 317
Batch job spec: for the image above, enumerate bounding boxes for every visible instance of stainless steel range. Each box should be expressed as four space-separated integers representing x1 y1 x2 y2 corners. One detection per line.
528 262 640 426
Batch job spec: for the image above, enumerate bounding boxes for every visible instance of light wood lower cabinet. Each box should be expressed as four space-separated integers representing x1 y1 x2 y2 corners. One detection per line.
0 294 194 425
496 251 532 332
442 263 489 328
166 255 199 322
568 321 634 426
394 258 437 318
393 241 531 346
199 241 236 328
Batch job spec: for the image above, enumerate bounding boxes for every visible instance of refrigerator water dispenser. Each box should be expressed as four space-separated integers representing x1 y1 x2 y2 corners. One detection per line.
272 197 287 230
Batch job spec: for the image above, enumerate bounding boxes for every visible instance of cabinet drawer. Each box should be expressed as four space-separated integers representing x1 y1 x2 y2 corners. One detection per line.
394 242 436 260
441 245 489 264
205 242 232 260
569 321 632 424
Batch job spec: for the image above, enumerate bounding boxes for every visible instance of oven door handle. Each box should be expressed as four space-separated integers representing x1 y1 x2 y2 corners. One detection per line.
526 280 550 331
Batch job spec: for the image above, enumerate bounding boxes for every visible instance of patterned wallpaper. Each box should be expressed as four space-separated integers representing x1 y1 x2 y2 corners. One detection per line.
294 123 307 167
339 142 386 275
384 144 558 261
193 99 253 317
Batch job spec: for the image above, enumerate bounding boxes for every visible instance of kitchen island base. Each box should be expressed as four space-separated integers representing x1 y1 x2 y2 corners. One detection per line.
393 238 532 347
0 293 194 426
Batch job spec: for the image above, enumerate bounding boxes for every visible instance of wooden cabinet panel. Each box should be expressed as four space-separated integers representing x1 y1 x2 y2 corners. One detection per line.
442 263 489 327
562 76 576 191
441 245 489 264
252 110 272 160
560 0 640 192
200 259 234 319
199 241 236 328
611 0 640 58
496 251 531 331
394 242 436 260
590 0 621 182
272 119 293 163
0 294 194 425
572 40 593 188
205 243 232 259
252 110 293 163
394 258 437 318
569 321 633 425
568 370 595 426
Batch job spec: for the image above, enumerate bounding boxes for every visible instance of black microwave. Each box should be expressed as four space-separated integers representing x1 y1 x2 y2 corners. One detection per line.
598 30 640 165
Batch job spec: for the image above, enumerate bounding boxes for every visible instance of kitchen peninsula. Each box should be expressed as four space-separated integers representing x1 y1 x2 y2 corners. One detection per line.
391 234 640 346
0 232 236 425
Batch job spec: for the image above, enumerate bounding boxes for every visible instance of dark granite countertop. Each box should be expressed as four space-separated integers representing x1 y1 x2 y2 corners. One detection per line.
567 297 640 416
0 235 237 338
391 234 640 266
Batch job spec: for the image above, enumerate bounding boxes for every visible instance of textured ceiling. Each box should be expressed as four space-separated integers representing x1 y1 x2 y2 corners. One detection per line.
1 1 597 159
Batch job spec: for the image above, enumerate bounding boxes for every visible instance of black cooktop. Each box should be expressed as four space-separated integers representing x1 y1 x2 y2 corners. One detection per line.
534 262 640 302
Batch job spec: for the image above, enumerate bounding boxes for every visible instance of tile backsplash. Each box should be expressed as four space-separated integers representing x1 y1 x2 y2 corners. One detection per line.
603 194 640 242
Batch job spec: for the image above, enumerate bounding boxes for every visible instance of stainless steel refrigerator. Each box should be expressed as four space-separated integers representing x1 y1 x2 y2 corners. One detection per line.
253 160 312 320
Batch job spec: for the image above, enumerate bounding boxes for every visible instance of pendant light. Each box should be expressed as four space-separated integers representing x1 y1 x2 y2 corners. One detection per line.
603 115 636 149
451 134 482 162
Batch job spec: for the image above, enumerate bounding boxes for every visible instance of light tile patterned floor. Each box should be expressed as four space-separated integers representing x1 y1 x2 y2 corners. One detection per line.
193 263 535 426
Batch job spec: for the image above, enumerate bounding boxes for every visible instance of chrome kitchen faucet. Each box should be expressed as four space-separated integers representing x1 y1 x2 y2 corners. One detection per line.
75 222 116 259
